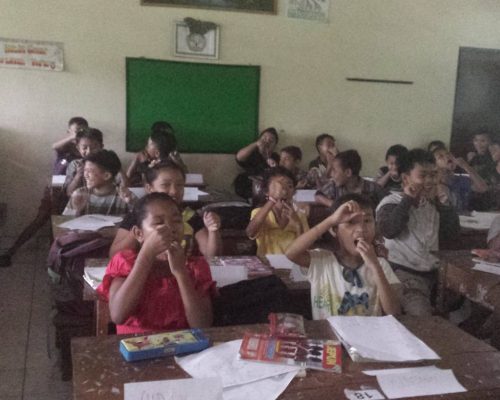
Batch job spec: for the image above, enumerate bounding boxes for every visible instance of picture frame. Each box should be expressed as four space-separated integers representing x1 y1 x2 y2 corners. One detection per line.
141 0 277 15
174 21 219 59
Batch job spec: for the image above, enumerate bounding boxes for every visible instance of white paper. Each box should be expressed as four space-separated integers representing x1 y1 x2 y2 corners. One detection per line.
184 187 209 201
176 340 301 388
52 175 66 187
210 265 248 288
57 214 122 231
83 266 107 290
290 264 308 282
266 254 295 270
328 315 440 362
223 371 297 400
293 190 316 203
472 258 500 268
185 173 204 186
473 263 500 276
124 377 223 400
370 366 466 399
129 187 146 199
363 365 439 376
344 389 385 400
460 211 500 230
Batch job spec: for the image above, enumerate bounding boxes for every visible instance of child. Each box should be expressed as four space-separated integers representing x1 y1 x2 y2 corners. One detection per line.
279 146 308 189
98 192 215 334
127 121 187 187
307 133 338 189
285 194 401 318
433 147 488 211
467 131 497 184
375 144 408 191
63 150 132 216
427 140 446 153
315 150 385 208
110 161 222 258
234 127 279 200
64 127 104 196
376 149 460 316
52 116 88 175
246 166 309 257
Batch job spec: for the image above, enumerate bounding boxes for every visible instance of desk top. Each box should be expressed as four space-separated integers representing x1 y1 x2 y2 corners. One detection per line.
72 316 500 400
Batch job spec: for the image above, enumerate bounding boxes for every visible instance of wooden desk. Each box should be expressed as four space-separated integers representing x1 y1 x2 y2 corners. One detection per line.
72 316 500 400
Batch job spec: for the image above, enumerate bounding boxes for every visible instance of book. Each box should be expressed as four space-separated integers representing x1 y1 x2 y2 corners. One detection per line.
210 256 273 278
239 333 342 373
120 329 210 362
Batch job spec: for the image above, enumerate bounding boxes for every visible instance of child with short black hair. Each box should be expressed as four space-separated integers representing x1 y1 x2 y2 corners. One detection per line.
375 144 408 191
316 150 385 208
427 140 447 153
279 145 308 188
307 133 338 189
63 150 132 216
98 192 215 334
467 131 497 184
64 127 104 196
246 166 309 257
286 193 401 318
52 116 89 175
376 149 460 316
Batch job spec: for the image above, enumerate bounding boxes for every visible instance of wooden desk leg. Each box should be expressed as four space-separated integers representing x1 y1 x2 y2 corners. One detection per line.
95 299 110 336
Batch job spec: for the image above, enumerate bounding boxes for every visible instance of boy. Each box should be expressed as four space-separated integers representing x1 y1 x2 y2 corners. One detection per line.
467 131 496 184
279 146 308 189
433 147 488 211
64 128 104 196
286 193 401 319
315 150 385 208
307 133 338 189
375 144 408 191
376 149 460 316
52 116 88 175
63 150 132 216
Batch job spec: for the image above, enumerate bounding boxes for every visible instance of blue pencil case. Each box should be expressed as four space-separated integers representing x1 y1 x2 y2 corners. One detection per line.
119 328 210 362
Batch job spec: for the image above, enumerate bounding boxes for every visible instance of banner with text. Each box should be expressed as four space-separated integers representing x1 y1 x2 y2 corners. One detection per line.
0 38 64 71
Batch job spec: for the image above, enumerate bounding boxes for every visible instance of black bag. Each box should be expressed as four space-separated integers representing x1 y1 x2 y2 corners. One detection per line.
213 275 294 326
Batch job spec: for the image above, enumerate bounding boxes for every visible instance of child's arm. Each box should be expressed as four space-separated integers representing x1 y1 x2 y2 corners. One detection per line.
51 132 76 151
236 141 259 163
65 163 85 196
314 193 334 208
109 228 138 258
376 168 391 188
126 151 147 180
356 239 401 315
286 200 363 268
246 200 275 238
195 212 222 257
453 156 488 192
168 241 213 327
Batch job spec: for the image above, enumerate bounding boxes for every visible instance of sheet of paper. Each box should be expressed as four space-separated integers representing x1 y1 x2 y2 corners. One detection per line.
223 371 297 400
266 254 295 270
129 187 146 199
460 211 500 230
183 187 209 201
52 175 66 187
210 265 248 287
472 258 500 268
185 173 204 186
371 366 466 399
176 340 301 388
83 266 107 290
293 190 317 203
58 214 122 231
473 263 500 276
363 365 439 376
289 264 308 282
344 389 385 400
327 315 440 362
124 377 223 400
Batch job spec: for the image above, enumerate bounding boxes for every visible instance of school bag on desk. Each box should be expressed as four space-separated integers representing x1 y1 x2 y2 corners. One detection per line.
46 231 112 380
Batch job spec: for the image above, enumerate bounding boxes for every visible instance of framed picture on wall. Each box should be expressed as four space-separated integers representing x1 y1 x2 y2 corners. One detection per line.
141 0 277 14
174 21 219 59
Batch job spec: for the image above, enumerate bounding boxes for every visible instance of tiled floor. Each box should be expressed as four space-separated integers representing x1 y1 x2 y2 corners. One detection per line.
0 230 72 400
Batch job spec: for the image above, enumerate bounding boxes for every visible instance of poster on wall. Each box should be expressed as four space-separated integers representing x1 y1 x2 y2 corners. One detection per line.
0 38 64 71
287 0 329 23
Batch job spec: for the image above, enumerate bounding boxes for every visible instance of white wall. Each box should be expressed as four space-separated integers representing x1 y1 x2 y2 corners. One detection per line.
2 0 500 235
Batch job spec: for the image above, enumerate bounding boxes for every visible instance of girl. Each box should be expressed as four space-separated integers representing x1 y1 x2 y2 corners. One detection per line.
98 192 215 334
246 166 309 257
110 161 222 258
127 121 187 187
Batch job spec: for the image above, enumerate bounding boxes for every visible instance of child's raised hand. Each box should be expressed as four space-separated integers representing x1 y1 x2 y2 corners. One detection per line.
166 240 187 277
141 224 176 260
203 211 221 232
75 161 84 177
355 238 378 266
328 200 363 227
118 185 134 204
71 190 89 215
403 182 422 200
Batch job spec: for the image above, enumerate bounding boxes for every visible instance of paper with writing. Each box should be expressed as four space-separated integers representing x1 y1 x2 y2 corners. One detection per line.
124 377 223 400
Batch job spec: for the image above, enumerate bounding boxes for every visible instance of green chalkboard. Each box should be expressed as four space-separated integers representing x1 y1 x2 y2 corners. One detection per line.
126 58 260 153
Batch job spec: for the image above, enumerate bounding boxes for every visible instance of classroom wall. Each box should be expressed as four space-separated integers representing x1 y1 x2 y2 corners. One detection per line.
2 0 500 236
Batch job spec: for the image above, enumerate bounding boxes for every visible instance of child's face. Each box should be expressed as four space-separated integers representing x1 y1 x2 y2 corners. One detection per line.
473 134 491 154
402 162 437 195
268 175 295 201
317 138 336 158
146 168 185 205
146 138 160 159
68 123 84 136
260 131 278 150
77 138 102 158
83 161 111 189
489 143 500 163
386 155 399 176
330 159 350 187
433 149 455 171
279 151 297 172
335 207 376 257
138 200 184 246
